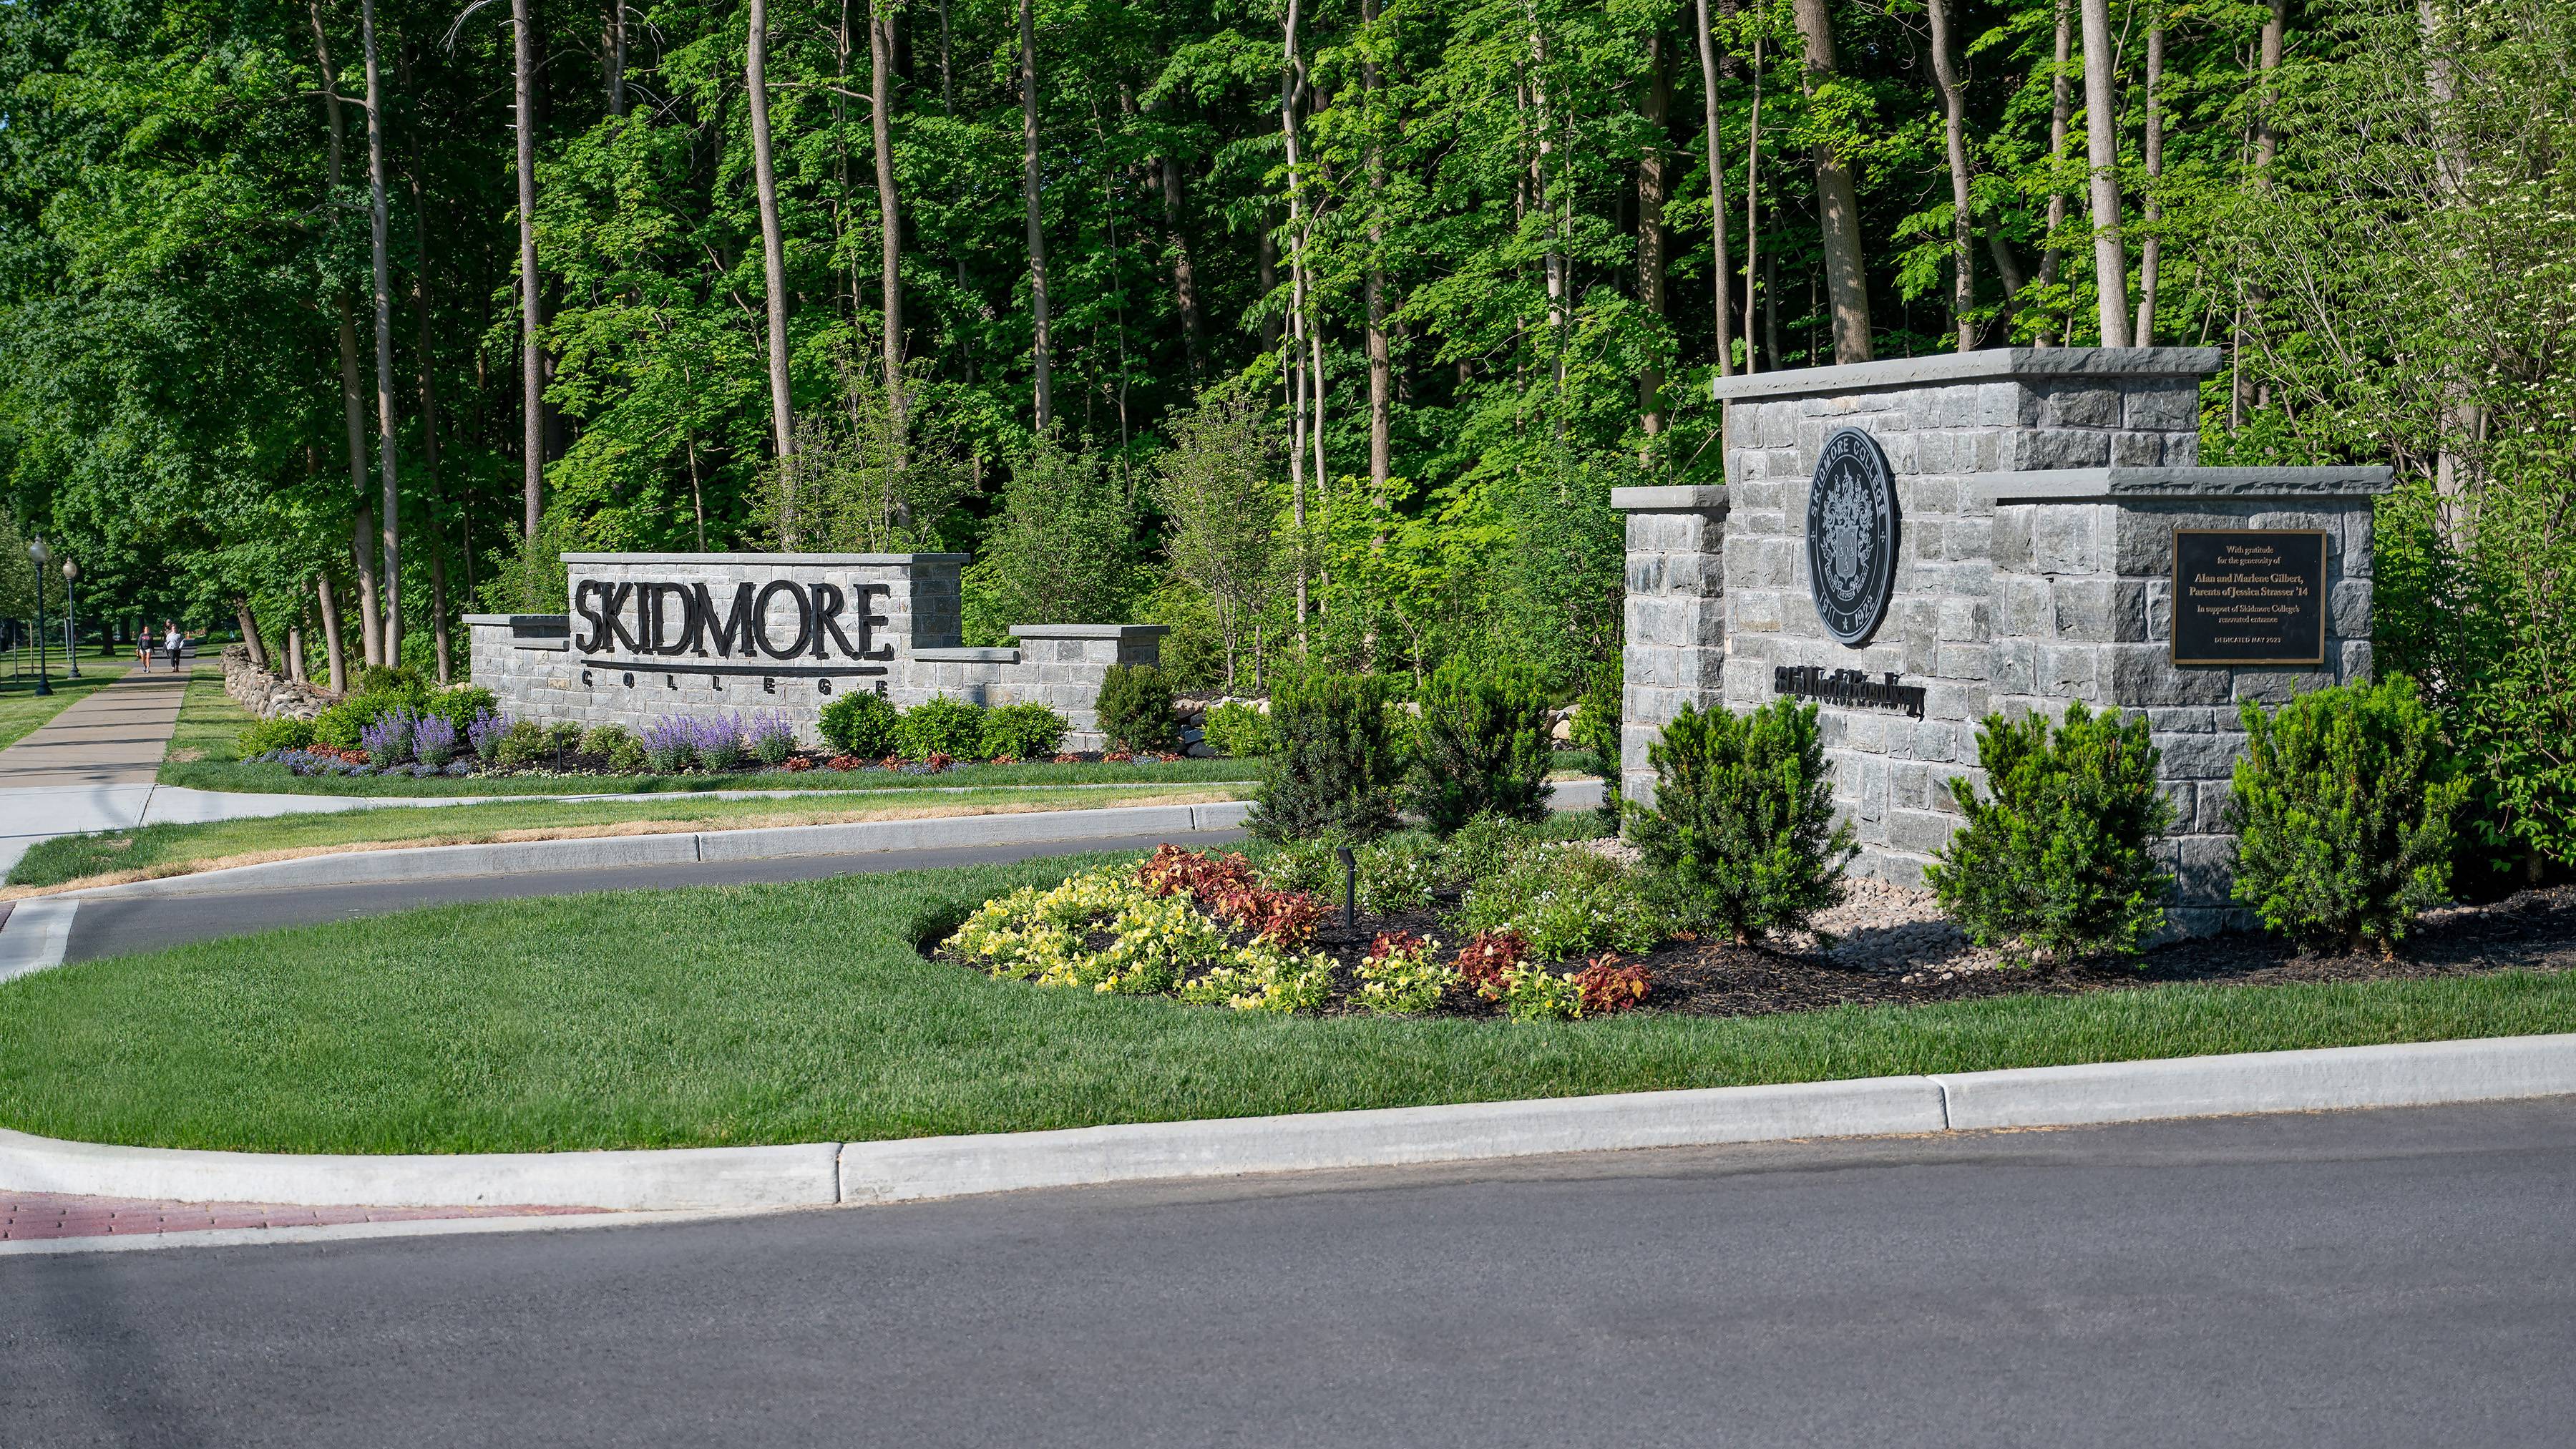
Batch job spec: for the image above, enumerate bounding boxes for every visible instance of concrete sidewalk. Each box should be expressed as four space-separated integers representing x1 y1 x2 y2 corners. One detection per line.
0 665 190 875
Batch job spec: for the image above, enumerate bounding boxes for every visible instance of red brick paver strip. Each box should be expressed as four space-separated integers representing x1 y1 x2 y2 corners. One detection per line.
2 1191 605 1242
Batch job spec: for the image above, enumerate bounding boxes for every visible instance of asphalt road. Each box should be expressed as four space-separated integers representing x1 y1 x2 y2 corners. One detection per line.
9 1098 2576 1447
59 829 1242 964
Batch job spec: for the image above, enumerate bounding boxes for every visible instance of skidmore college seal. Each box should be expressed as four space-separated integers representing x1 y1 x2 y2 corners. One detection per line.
1805 427 1900 646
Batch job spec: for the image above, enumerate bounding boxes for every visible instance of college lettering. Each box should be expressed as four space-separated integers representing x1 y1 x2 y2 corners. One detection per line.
572 578 894 663
1772 665 1928 719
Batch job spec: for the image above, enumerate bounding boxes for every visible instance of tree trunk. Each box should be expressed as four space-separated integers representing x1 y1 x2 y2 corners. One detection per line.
2039 0 2072 346
1744 29 1762 371
870 0 904 452
512 0 543 545
1363 0 1391 490
1788 0 1870 362
1018 0 1054 430
608 0 627 117
234 599 270 672
361 0 401 667
1282 0 1312 635
1639 29 1673 434
2134 17 2162 342
1257 227 1279 352
317 574 348 694
1161 154 1205 381
286 614 308 684
2234 0 2285 426
406 44 452 683
2079 0 2131 344
1694 0 1735 380
1927 0 1976 350
351 507 384 670
310 3 382 665
748 0 798 521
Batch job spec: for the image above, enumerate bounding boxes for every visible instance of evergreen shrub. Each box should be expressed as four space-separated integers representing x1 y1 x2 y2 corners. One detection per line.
1925 703 2175 963
1629 700 1855 943
2226 675 2467 952
352 664 426 699
819 691 900 758
1249 671 1402 841
981 702 1069 760
1572 664 1621 768
896 696 988 760
238 716 316 754
1201 701 1277 757
1096 663 1179 752
1403 660 1556 834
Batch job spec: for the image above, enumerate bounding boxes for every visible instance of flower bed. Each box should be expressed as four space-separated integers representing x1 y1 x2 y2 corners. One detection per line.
941 839 1667 1020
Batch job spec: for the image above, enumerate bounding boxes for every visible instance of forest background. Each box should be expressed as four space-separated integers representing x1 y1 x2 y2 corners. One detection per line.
1 0 2570 867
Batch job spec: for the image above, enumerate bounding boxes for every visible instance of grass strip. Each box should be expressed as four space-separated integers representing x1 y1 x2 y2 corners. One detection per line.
1 784 1249 892
157 668 1269 796
1 849 2569 1156
0 656 142 752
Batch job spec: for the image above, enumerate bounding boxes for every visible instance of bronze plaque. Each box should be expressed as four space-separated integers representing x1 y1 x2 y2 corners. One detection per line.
2171 530 2328 667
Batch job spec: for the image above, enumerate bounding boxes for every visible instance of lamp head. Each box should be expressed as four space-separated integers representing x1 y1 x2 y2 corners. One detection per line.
61 559 77 583
26 536 47 567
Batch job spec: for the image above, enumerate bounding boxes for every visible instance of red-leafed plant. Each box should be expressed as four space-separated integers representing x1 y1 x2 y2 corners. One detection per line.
1455 930 1531 997
826 754 866 771
779 754 815 771
1574 955 1651 1014
1365 930 1431 968
1137 845 1322 945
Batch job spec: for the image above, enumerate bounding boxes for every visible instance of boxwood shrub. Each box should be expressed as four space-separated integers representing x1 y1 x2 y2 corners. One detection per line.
981 702 1069 760
895 696 988 760
819 690 900 758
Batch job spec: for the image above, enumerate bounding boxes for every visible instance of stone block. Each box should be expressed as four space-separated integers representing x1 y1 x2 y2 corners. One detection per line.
2005 427 2114 470
2122 383 2199 431
1886 808 1958 855
2107 646 2233 708
2342 639 2374 680
1933 644 1991 681
2029 506 2102 573
1947 515 1994 562
1991 507 2034 571
2331 579 2373 640
2155 731 2245 781
1990 637 2036 695
2042 384 2122 429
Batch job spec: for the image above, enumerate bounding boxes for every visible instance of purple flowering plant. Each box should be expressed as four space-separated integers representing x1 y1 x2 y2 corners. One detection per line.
467 709 513 763
359 708 418 766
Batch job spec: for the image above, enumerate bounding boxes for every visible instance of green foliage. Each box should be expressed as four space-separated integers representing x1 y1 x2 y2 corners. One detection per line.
1094 663 1179 753
1355 933 1456 1015
1201 701 1278 758
894 696 987 761
312 693 411 751
1404 660 1556 835
1926 704 2176 964
545 721 585 754
1458 846 1667 961
1572 665 1620 769
962 437 1140 644
1352 836 1443 914
605 738 650 774
238 716 315 754
2226 678 2468 952
492 720 551 772
1491 961 1589 1023
1251 673 1403 842
1152 391 1278 691
1438 812 1549 887
579 724 636 757
424 687 499 733
819 691 901 758
1628 701 1855 944
980 702 1070 761
353 665 426 699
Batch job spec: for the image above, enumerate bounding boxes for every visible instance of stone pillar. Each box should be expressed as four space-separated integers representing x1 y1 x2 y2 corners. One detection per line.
1002 624 1169 749
1608 485 1728 807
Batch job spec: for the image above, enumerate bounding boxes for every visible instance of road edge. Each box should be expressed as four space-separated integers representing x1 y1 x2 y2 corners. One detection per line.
4 1033 2570 1214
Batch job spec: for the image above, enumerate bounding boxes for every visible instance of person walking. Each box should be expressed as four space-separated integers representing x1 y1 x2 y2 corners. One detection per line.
135 630 151 668
161 620 183 672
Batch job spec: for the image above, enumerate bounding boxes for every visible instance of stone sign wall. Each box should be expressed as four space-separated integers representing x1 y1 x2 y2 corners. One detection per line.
467 553 1163 750
1616 348 2389 937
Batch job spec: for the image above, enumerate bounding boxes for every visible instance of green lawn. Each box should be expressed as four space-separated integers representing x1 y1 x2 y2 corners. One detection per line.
1 849 2569 1155
3 781 1252 889
0 654 139 752
157 668 1271 797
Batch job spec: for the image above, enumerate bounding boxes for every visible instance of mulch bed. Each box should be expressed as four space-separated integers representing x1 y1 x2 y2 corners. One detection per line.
938 883 2576 1021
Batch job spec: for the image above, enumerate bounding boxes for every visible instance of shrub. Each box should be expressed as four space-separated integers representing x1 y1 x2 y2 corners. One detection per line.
2226 676 2467 952
1572 664 1620 768
424 686 497 733
1403 660 1556 834
606 738 650 774
238 716 315 755
579 724 636 757
1253 836 1342 896
467 709 512 763
312 693 409 750
1628 699 1855 944
1096 663 1180 752
358 708 418 766
982 702 1069 761
689 713 747 773
1453 929 1531 995
1458 845 1665 960
1201 701 1278 758
1438 812 1547 887
746 710 799 765
411 715 459 769
1250 672 1403 841
1925 702 2175 964
819 690 901 758
896 696 987 760
353 664 426 698
640 718 695 773
545 721 585 755
1355 931 1456 1014
492 718 550 771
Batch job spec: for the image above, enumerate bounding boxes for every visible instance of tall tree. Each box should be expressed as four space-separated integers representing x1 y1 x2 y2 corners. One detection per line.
2039 0 2072 346
1637 29 1672 436
361 0 401 663
2079 0 2131 343
869 0 904 449
310 0 384 668
512 0 542 545
1788 0 1870 361
1362 0 1392 491
1694 0 1735 378
1019 0 1054 429
2135 11 2163 341
1927 0 1976 349
748 0 797 531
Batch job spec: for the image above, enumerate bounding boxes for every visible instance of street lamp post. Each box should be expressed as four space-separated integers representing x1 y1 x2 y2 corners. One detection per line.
61 558 80 678
27 535 51 697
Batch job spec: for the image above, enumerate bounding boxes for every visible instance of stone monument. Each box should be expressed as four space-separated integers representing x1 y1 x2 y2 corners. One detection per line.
467 553 1166 751
1614 348 2390 936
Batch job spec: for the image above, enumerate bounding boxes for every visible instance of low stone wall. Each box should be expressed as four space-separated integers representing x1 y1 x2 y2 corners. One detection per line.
219 645 338 721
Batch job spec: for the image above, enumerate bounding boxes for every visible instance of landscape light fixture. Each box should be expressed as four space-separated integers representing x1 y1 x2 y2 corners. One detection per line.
26 535 51 696
60 557 79 678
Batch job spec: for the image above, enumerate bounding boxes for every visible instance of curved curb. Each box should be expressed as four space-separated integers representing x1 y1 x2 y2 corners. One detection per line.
4 1033 2572 1213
